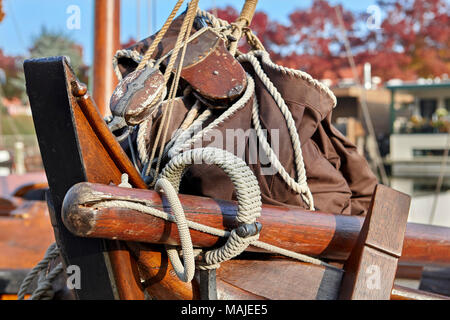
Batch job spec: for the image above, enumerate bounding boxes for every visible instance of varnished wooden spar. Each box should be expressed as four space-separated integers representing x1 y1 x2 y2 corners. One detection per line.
62 182 450 267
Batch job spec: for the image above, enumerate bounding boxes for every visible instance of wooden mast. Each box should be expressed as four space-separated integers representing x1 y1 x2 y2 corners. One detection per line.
93 0 120 117
0 0 5 23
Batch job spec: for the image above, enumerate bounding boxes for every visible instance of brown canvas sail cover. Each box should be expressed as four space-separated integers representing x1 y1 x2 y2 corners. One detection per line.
116 15 378 216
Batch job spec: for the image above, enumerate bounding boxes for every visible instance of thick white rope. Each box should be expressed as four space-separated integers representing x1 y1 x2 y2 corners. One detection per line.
250 50 337 107
251 93 314 208
18 242 64 300
94 169 336 281
165 107 212 159
97 149 262 281
113 49 143 80
238 52 314 209
120 173 195 282
161 148 262 225
168 74 255 159
136 99 212 170
95 197 334 269
156 178 196 282
162 148 262 268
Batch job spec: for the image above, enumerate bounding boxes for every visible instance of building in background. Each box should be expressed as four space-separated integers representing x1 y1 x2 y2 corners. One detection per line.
387 80 450 227
332 86 413 159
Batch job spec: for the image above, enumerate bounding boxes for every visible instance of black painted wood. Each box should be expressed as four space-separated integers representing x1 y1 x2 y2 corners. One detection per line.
24 57 117 300
199 269 218 300
420 267 450 296
316 266 343 300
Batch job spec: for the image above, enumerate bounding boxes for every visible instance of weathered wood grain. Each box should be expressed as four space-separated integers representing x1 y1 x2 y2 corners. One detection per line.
62 182 450 267
339 185 410 299
217 259 342 300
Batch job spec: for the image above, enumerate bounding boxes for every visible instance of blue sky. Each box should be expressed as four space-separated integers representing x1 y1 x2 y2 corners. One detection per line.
0 0 380 65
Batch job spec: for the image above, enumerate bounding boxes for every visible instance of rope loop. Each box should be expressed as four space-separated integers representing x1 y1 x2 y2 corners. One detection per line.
237 53 315 209
161 147 262 224
156 178 196 282
112 49 143 80
160 147 262 268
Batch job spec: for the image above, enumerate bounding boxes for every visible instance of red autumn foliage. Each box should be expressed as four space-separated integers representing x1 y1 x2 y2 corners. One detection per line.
0 49 20 77
213 0 450 84
1 0 449 90
121 37 137 50
365 0 450 80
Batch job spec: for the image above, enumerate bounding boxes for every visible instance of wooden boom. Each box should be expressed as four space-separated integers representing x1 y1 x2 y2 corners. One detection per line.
62 182 450 267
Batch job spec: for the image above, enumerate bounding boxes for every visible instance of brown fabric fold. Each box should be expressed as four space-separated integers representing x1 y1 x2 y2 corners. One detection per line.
119 21 378 216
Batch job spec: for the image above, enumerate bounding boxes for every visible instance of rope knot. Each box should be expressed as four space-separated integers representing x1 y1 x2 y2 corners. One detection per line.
235 221 262 238
204 229 260 267
195 253 221 271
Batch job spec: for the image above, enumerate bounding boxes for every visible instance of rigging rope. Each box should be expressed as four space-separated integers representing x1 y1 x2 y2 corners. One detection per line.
94 156 336 284
137 0 185 71
18 242 63 300
150 0 200 184
238 51 314 208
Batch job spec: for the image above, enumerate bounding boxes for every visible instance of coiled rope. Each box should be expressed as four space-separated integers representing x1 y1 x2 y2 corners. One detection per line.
18 242 63 300
97 148 263 282
95 150 337 283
